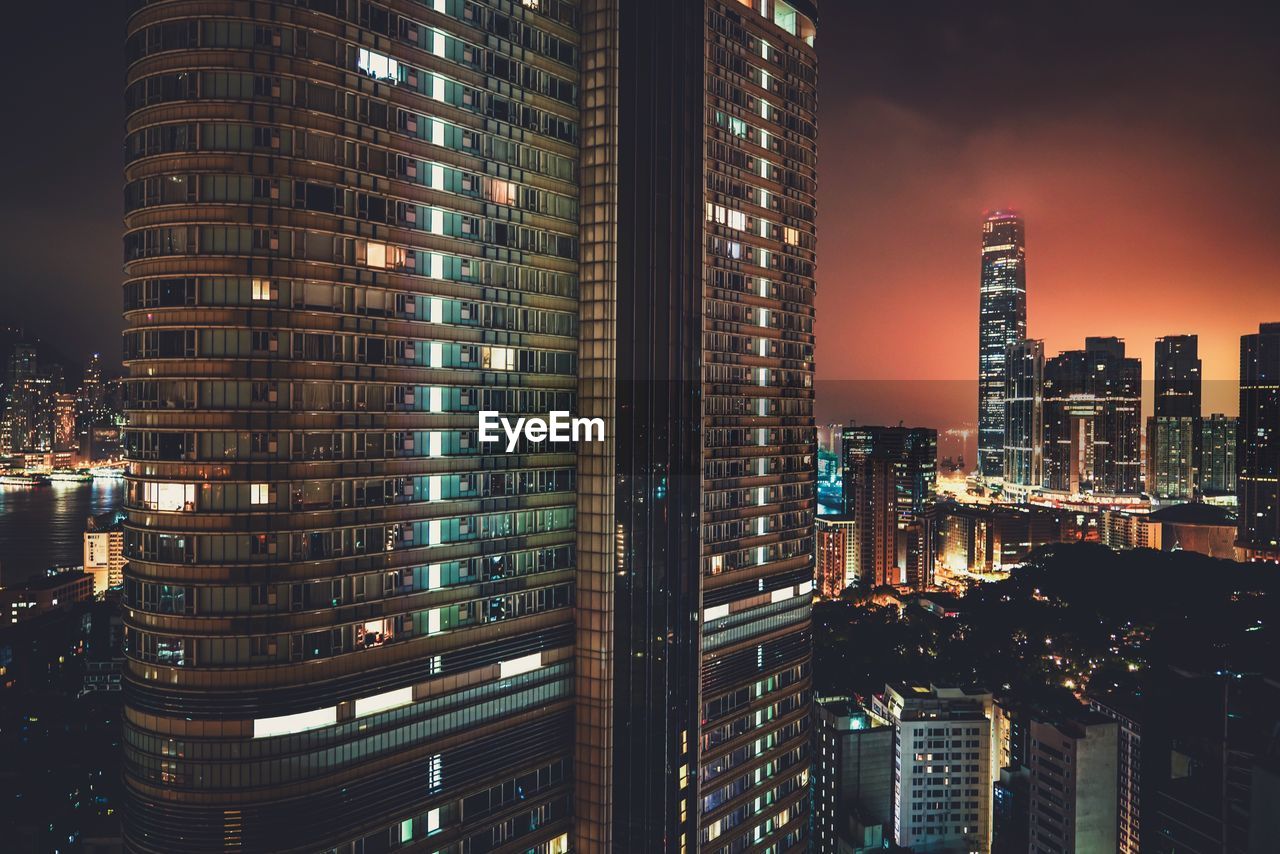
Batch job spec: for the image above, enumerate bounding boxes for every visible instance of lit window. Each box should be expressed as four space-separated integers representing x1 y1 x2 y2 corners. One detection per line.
482 346 515 370
773 0 798 35
143 481 195 512
253 707 336 739
357 48 399 82
250 483 271 505
251 278 273 300
356 618 394 647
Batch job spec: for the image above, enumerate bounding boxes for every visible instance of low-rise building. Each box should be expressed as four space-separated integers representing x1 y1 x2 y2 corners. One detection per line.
0 570 94 624
1102 503 1238 559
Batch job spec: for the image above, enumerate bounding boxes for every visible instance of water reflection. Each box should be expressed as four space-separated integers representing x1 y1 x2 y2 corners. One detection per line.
0 480 124 585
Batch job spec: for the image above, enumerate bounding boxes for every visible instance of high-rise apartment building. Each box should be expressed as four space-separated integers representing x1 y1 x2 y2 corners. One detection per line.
1237 323 1280 561
1198 413 1237 496
77 352 114 451
2 342 56 454
816 515 857 598
978 211 1027 481
873 684 996 853
84 511 127 596
1149 415 1197 500
1146 666 1280 853
123 3 583 851
1042 337 1142 497
1002 338 1043 496
812 698 894 853
1089 694 1142 854
1148 335 1202 500
1027 713 1118 854
122 1 818 852
1153 334 1201 418
842 426 936 588
54 392 78 452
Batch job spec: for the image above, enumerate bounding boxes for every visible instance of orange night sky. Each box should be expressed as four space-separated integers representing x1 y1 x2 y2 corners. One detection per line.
813 2 1280 438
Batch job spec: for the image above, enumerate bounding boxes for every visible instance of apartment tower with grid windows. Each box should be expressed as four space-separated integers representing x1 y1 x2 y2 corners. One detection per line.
122 0 816 851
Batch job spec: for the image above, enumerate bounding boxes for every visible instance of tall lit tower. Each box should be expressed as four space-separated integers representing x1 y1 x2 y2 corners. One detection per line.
123 3 582 851
978 210 1027 481
1238 323 1280 561
122 1 817 851
577 1 818 848
1149 334 1202 500
1003 338 1044 495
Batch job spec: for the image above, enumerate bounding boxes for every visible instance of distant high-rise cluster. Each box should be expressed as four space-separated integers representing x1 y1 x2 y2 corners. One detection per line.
975 214 1260 514
1042 337 1143 497
842 425 937 588
0 335 119 464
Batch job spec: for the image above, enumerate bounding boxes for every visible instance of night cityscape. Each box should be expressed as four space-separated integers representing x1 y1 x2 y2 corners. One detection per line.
0 1 1277 853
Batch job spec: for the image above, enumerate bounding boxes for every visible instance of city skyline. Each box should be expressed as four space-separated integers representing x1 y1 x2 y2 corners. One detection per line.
2 2 1280 852
4 3 1280 399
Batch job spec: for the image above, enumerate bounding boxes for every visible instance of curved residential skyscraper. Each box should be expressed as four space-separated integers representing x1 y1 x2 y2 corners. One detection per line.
978 210 1027 481
122 1 817 852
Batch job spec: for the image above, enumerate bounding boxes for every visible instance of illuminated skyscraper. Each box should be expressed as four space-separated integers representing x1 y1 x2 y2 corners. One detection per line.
1238 322 1280 561
577 2 817 848
1042 337 1142 497
843 426 934 587
1153 334 1201 418
122 1 817 851
124 3 582 851
978 210 1027 480
1198 413 1237 497
1148 334 1201 500
816 515 857 597
1003 338 1043 495
53 392 77 452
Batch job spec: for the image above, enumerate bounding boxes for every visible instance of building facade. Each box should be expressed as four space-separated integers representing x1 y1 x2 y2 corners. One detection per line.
1153 334 1201 418
123 2 582 851
1148 334 1202 501
84 513 127 596
816 515 857 598
1149 415 1197 500
842 426 935 588
978 211 1027 481
1002 338 1043 495
1089 695 1142 854
924 500 1067 582
1237 322 1280 561
1198 413 1237 497
874 684 996 853
122 0 817 852
1042 337 1142 497
812 698 894 854
1027 714 1118 854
